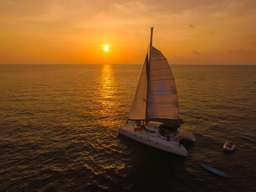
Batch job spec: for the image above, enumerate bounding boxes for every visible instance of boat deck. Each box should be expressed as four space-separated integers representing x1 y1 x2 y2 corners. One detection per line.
119 124 188 157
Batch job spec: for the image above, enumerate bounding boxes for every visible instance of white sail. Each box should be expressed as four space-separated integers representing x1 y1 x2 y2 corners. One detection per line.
147 47 179 122
128 55 148 120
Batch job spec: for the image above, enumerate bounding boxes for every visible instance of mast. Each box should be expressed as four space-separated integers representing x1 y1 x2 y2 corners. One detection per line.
129 28 180 124
145 27 154 123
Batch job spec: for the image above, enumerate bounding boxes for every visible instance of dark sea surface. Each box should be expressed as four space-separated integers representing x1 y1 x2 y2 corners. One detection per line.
0 64 256 192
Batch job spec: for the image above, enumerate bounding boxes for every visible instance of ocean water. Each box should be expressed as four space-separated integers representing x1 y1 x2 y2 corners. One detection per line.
0 64 256 192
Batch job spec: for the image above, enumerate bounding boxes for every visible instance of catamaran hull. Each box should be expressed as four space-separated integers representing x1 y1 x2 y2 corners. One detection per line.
119 126 188 157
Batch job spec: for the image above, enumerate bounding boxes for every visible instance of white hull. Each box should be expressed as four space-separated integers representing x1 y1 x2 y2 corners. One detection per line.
119 124 189 157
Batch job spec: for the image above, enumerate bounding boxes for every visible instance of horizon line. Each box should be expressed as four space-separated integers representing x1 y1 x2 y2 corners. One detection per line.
0 63 256 66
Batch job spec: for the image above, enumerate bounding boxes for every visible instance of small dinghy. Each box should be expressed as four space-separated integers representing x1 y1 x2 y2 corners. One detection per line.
223 141 236 153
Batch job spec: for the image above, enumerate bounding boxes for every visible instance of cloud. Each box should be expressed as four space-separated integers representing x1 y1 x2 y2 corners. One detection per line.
1 0 255 31
189 24 195 28
193 50 200 55
228 48 255 56
249 41 256 46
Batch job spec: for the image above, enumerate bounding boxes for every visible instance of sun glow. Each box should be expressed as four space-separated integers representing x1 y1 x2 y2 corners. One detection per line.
102 43 111 53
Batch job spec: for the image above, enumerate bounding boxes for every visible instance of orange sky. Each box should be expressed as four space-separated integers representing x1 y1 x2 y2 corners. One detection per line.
0 0 256 64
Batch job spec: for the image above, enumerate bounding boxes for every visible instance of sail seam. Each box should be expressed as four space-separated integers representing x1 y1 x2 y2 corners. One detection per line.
150 78 174 81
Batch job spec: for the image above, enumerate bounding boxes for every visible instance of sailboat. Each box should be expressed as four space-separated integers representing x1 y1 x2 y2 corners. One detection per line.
119 28 195 157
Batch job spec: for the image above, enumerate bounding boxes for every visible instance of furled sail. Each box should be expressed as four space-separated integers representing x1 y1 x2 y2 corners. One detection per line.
146 47 180 123
128 55 148 120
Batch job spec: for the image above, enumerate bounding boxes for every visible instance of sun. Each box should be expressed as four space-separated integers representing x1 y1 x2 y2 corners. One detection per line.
102 43 111 53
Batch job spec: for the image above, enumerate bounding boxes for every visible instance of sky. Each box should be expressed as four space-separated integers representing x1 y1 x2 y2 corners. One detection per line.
0 0 256 65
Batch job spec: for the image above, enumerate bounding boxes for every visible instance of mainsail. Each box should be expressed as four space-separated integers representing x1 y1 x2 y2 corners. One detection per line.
147 47 180 122
128 29 180 124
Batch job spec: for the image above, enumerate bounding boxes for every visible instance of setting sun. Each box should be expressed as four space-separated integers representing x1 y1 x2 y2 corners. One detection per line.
102 44 111 53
